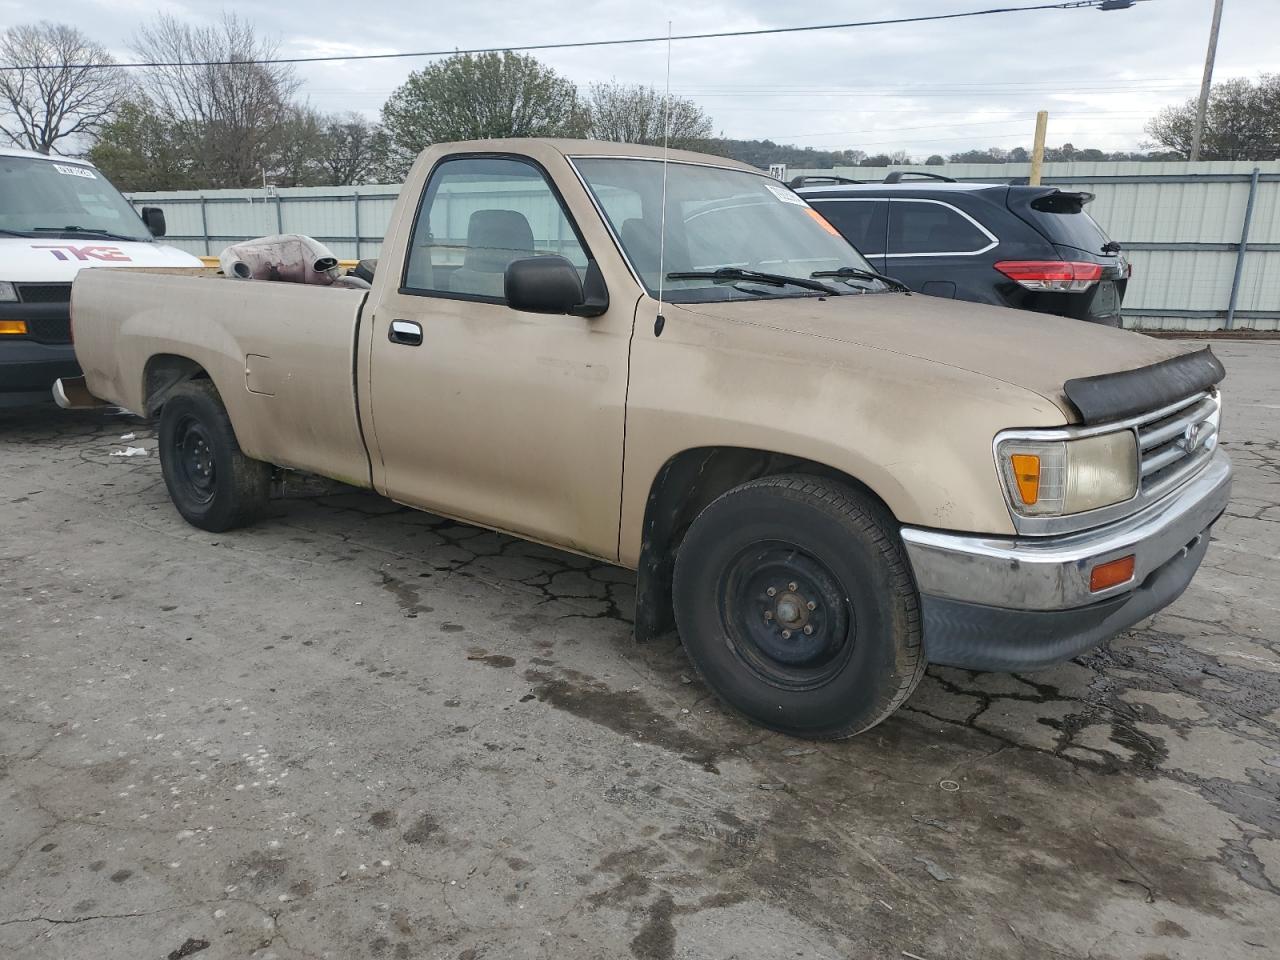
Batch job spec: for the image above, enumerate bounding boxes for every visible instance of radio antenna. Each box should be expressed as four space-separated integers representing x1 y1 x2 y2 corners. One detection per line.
654 19 672 338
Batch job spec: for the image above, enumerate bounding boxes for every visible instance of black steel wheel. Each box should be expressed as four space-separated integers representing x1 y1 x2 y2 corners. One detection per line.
673 474 924 739
173 415 218 505
719 541 855 690
158 380 270 532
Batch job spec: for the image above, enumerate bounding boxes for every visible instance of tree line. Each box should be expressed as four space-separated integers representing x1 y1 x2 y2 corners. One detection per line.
0 16 1275 192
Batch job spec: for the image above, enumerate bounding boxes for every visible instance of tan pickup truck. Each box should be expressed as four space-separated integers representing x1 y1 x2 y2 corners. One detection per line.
58 139 1231 739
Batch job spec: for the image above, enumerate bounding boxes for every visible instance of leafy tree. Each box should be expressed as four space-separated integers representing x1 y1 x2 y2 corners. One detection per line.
382 51 586 172
87 100 193 191
948 148 1009 164
925 154 945 166
271 106 327 187
585 82 712 149
860 153 894 167
1146 74 1279 160
0 22 128 154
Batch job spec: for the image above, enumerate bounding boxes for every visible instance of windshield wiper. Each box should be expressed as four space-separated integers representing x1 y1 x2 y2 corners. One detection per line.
810 266 912 293
31 226 146 242
0 228 36 238
667 267 840 295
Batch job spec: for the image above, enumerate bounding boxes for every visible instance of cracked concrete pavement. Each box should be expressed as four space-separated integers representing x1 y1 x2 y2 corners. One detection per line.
1 340 1277 960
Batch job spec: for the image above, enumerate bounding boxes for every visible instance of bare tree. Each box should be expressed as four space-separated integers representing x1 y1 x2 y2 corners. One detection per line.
130 13 301 188
0 22 128 154
315 113 391 185
585 82 713 149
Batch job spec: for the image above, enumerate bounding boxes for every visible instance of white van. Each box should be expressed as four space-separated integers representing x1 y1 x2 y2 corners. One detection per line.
0 146 202 407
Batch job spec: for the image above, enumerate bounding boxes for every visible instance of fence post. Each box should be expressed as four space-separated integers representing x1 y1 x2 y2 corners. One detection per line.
198 196 210 256
353 193 361 260
1226 167 1260 331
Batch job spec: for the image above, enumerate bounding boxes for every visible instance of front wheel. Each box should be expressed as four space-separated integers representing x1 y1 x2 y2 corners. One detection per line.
158 380 271 532
672 475 924 739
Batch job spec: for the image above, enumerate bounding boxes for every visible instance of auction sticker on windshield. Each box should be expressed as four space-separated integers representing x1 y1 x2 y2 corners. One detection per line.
764 182 806 205
52 164 97 179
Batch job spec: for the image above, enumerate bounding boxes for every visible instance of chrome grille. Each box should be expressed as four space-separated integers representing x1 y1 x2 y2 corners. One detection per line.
1136 392 1220 500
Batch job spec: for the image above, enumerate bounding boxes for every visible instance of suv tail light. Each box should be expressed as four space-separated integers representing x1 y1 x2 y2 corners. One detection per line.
994 260 1103 292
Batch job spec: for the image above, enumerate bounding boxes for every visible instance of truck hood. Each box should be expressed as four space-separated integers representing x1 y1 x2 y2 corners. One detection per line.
1 239 201 282
675 292 1189 421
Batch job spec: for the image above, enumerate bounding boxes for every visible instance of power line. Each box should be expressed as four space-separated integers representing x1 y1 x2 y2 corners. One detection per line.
678 86 1197 98
767 114 1152 139
0 1 1136 72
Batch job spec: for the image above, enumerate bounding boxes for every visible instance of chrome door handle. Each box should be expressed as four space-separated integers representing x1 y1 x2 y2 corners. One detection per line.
388 320 423 346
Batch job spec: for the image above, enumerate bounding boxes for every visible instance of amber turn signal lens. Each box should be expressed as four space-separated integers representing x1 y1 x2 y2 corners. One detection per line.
1090 555 1135 592
1009 453 1041 505
0 320 28 335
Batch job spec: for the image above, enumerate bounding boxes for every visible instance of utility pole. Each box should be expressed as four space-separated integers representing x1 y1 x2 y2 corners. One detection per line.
1189 0 1225 162
1029 111 1049 185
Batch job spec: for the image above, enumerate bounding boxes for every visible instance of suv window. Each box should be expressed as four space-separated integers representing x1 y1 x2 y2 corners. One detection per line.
808 199 886 255
404 156 587 300
888 199 993 256
1011 191 1112 256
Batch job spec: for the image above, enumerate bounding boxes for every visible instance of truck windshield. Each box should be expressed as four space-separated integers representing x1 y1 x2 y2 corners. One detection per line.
572 157 879 301
0 156 151 241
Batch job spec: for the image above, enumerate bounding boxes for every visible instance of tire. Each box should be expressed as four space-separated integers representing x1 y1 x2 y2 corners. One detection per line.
672 474 925 739
157 380 271 532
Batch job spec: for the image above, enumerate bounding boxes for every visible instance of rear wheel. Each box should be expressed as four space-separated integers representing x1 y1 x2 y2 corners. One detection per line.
158 380 270 532
672 474 924 739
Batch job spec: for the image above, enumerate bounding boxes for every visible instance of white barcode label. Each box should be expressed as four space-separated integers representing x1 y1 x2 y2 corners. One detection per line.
764 182 805 205
52 164 97 179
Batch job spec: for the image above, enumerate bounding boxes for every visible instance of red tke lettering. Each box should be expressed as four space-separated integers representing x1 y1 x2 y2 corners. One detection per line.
33 245 132 262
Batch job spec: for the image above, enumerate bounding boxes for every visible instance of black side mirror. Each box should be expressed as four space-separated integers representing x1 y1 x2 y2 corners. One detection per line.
505 255 608 317
141 206 166 238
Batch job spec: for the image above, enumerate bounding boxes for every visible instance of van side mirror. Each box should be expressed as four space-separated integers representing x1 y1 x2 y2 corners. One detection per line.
141 206 166 238
505 256 608 317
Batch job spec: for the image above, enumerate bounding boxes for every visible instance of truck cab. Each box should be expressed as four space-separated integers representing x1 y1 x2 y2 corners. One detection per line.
0 147 201 407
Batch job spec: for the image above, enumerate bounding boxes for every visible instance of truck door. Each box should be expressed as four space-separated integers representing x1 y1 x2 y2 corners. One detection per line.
363 155 631 561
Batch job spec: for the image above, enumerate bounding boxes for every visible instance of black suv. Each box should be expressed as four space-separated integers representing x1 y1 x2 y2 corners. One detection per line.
794 172 1129 326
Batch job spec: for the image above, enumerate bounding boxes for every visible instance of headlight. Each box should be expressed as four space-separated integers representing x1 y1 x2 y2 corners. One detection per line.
0 281 17 302
998 431 1138 516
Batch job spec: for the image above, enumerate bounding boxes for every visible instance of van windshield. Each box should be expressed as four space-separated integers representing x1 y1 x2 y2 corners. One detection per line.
0 156 151 241
573 157 879 301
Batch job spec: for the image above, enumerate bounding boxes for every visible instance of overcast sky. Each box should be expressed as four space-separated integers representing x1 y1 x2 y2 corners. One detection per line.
3 0 1276 155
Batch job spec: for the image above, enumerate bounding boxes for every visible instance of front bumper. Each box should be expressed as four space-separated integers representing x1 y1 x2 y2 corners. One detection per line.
900 450 1231 671
0 338 80 406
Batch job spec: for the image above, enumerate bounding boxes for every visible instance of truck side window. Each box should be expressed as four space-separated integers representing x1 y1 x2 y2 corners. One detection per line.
403 156 589 301
887 199 995 257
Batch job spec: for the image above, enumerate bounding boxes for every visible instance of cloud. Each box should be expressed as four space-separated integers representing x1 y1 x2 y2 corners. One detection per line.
18 0 1278 154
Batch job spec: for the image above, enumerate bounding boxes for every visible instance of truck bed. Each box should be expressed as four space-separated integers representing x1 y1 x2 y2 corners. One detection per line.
72 269 373 487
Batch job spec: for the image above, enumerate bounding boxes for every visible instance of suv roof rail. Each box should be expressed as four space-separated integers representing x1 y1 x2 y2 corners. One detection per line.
788 175 867 187
883 170 958 184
